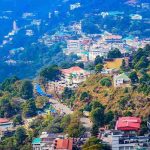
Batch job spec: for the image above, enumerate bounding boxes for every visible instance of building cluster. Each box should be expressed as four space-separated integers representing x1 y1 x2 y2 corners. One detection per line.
63 31 150 63
47 66 90 94
31 116 150 150
32 132 73 150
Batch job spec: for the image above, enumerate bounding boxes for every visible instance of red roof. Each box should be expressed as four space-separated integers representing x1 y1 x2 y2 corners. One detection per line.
105 35 122 40
61 66 85 74
115 117 141 131
0 118 10 124
56 139 73 150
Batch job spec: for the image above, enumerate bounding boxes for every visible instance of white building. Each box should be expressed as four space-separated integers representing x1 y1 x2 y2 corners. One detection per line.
66 40 81 55
26 30 34 36
113 73 131 87
89 48 109 61
112 131 150 150
130 14 142 20
70 3 81 10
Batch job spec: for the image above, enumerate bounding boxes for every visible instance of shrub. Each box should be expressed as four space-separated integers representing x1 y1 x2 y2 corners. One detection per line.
100 78 112 87
80 92 90 101
119 95 130 109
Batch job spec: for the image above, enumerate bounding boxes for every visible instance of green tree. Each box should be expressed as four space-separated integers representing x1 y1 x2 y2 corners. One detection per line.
135 56 149 70
92 101 104 110
91 107 104 126
91 124 99 136
35 96 48 109
100 78 112 87
39 65 61 81
104 111 114 124
120 59 126 71
76 62 84 69
82 137 102 150
23 99 37 118
94 56 103 66
129 71 139 84
15 127 27 145
0 97 15 118
62 87 73 100
80 92 90 101
95 64 103 73
0 76 19 92
20 80 33 99
107 48 122 58
13 114 23 126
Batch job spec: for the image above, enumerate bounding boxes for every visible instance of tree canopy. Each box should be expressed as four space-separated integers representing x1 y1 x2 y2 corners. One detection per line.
20 80 33 99
39 65 61 81
107 48 122 59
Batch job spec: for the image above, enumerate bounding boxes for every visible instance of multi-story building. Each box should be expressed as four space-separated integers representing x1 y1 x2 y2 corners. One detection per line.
65 40 81 55
89 48 109 61
112 117 150 150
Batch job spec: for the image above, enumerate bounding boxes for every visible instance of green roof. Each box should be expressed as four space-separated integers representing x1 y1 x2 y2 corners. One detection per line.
115 73 130 81
32 138 41 144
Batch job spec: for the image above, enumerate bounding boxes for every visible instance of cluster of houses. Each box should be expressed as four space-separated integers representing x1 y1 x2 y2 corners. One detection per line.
63 31 150 63
32 132 73 150
32 116 150 150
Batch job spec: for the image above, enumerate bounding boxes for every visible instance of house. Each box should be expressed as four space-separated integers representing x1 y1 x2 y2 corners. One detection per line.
115 117 141 131
32 132 65 150
54 139 73 150
0 118 13 130
113 73 131 87
61 66 90 84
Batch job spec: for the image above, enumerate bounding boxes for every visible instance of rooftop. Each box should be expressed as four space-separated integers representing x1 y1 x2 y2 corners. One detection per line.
61 66 86 74
0 118 10 124
114 73 130 81
32 138 41 144
55 139 73 150
115 117 141 131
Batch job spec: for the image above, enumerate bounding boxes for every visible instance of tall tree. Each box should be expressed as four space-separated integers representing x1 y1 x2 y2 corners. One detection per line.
91 107 104 126
95 64 103 73
20 80 33 99
94 55 103 66
23 99 37 118
39 65 61 81
129 71 139 84
107 48 122 58
15 127 27 145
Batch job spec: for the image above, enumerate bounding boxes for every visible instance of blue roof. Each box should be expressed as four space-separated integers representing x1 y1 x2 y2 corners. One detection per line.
35 84 52 98
32 138 41 144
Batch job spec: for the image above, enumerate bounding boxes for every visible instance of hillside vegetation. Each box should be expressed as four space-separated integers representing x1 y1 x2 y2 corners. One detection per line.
74 74 150 117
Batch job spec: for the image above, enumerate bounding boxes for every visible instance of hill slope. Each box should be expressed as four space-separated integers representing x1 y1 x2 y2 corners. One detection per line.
74 74 150 117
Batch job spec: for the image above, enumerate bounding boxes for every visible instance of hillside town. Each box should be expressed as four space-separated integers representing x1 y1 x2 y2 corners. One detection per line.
0 0 150 150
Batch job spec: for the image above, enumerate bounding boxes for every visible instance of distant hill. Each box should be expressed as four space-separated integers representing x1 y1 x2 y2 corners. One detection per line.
0 0 149 81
